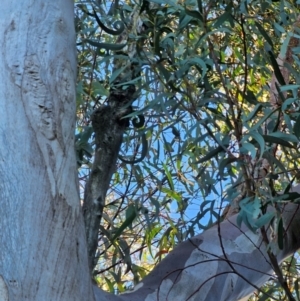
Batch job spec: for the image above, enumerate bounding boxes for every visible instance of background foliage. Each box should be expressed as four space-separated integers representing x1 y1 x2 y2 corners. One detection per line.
75 0 300 299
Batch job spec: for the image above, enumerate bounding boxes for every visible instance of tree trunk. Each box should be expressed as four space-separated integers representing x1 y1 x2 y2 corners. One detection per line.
0 2 94 300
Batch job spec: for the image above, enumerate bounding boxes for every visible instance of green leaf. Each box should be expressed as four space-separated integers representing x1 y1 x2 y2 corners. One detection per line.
92 81 109 96
179 15 193 30
218 157 237 178
255 21 274 47
111 204 137 241
280 84 300 92
268 132 298 143
77 126 93 143
243 104 262 122
277 218 284 250
255 212 275 228
197 0 203 15
281 97 297 111
262 134 294 148
240 196 261 218
278 192 300 202
149 0 179 5
245 131 265 159
104 277 115 293
274 22 285 33
267 50 286 85
214 11 232 28
109 64 128 84
294 115 300 139
157 63 171 82
162 161 174 190
184 9 203 21
196 146 225 164
251 108 279 131
244 90 259 105
238 197 261 232
86 39 127 51
240 142 257 159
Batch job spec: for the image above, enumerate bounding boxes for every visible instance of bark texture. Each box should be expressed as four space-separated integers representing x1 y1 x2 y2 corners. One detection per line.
0 2 94 300
94 203 300 301
83 86 135 271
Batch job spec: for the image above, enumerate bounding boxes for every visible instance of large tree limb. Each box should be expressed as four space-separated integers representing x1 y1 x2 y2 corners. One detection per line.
93 201 300 301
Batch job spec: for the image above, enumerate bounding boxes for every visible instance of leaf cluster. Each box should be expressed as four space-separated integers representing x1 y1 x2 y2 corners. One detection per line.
75 0 300 298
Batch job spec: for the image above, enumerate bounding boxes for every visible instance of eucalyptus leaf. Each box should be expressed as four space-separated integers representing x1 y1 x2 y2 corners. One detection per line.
255 212 275 228
293 115 300 139
86 39 127 51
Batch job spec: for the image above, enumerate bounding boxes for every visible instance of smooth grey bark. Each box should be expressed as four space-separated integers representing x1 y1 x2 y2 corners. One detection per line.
94 203 300 301
0 2 94 300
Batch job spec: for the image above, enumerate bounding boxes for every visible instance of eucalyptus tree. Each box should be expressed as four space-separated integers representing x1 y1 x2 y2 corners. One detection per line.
1 0 300 301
